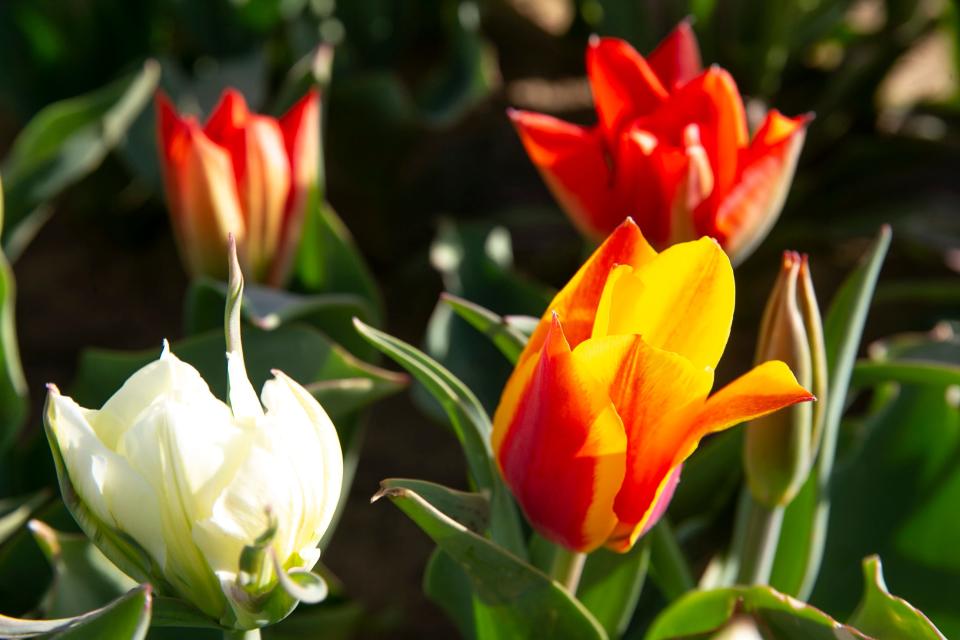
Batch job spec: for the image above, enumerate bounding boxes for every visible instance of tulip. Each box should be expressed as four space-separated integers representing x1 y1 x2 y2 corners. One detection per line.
744 251 827 507
509 20 809 264
42 242 342 629
491 219 814 553
156 88 320 286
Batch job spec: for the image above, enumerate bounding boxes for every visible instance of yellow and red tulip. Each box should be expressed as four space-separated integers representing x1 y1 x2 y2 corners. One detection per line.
509 20 809 263
491 219 814 553
156 88 319 286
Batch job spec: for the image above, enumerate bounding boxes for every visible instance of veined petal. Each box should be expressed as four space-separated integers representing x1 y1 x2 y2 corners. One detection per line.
521 218 657 364
647 19 703 89
591 237 734 370
587 37 668 137
508 109 618 239
572 335 712 533
493 316 626 552
272 89 321 287
713 111 810 263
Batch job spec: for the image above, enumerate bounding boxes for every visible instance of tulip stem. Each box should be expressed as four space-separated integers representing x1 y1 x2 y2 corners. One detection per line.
549 547 587 595
648 519 695 600
734 495 785 586
224 630 261 640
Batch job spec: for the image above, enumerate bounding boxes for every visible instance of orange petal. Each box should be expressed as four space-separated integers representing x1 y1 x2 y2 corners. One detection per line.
712 111 810 263
493 315 626 552
607 464 682 552
204 89 251 182
176 122 246 278
509 109 618 239
572 335 712 534
647 19 703 90
591 236 734 370
521 219 658 364
587 37 668 137
271 89 321 286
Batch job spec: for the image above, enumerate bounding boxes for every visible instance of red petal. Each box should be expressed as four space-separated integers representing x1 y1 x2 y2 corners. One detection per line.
494 316 626 551
509 109 619 238
587 37 668 137
204 88 252 186
647 19 703 90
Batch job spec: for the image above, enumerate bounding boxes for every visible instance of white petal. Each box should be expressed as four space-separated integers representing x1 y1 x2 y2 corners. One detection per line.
261 372 343 562
226 351 264 420
46 391 167 568
94 346 211 449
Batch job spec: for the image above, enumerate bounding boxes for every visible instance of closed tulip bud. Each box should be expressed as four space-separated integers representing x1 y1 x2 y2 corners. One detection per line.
492 220 814 553
156 88 320 286
509 20 808 264
744 252 827 507
42 241 342 630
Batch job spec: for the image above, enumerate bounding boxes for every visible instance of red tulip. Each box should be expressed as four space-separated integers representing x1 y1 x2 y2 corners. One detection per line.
510 21 809 263
156 88 319 285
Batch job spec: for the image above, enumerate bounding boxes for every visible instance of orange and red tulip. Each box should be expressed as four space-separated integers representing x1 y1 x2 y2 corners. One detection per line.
509 20 809 264
156 88 319 286
491 219 814 553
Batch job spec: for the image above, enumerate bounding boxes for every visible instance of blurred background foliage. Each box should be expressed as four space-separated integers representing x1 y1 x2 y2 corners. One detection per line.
0 0 958 638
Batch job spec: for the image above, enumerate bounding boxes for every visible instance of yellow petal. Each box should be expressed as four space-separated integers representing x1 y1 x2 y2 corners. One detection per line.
592 236 734 370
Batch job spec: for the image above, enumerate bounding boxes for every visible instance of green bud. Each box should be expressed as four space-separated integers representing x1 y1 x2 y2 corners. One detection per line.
744 252 827 507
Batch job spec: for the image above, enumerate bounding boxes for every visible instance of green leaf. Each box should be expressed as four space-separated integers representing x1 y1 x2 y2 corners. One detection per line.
421 222 549 415
380 478 489 534
0 585 151 639
71 325 405 423
578 543 650 638
150 597 222 629
263 599 365 640
423 549 476 639
353 319 525 557
645 584 865 640
184 278 378 360
848 556 946 639
0 490 49 545
0 177 28 454
1 60 160 257
373 483 607 640
771 225 891 598
28 520 136 618
850 360 960 388
441 294 528 365
294 199 382 324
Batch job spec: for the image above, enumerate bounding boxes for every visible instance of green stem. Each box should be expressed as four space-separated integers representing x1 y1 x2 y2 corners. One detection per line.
224 630 261 640
648 519 695 600
734 494 785 586
549 547 587 595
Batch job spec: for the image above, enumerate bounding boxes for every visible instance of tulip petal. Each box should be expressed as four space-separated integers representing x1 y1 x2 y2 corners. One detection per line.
572 335 712 537
647 19 703 89
272 89 321 286
493 316 626 552
591 236 734 370
204 89 251 180
509 109 618 239
615 128 687 247
713 111 809 262
47 391 167 568
521 218 657 363
587 37 668 137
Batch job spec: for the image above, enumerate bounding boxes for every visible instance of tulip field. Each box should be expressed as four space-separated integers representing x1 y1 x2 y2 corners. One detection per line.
1 1 959 639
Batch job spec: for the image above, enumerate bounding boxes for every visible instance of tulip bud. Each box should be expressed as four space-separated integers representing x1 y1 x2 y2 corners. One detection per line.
42 241 342 630
156 88 320 287
744 252 827 507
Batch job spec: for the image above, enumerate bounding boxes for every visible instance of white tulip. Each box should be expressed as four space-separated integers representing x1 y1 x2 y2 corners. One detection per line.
43 341 343 627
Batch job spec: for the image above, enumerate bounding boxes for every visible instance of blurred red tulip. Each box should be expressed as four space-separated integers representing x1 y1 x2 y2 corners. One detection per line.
510 21 809 264
156 88 319 285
